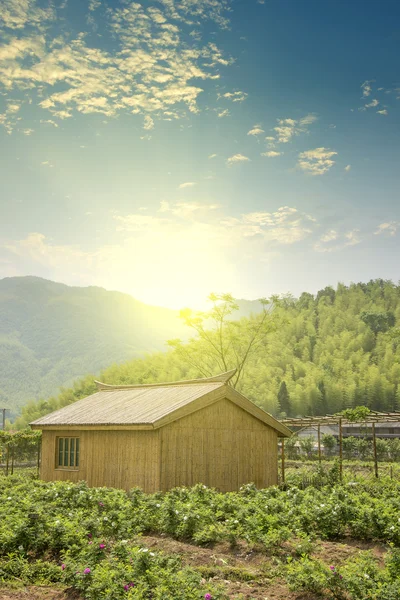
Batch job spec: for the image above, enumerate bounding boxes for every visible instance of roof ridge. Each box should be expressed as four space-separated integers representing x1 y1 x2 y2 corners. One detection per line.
94 369 237 391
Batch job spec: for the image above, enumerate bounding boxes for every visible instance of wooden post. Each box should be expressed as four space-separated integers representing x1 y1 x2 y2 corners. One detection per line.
5 445 9 476
281 438 285 484
338 418 343 481
37 441 41 476
10 447 14 476
372 422 378 478
318 424 321 464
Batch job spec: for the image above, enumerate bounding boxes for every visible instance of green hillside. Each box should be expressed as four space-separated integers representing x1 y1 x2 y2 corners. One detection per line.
13 278 400 429
0 276 193 416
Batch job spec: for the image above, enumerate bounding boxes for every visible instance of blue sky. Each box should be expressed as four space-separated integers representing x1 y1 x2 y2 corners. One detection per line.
0 0 399 308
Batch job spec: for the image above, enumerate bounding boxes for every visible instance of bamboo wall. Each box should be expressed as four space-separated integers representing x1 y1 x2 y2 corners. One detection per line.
40 429 160 492
160 398 278 491
40 398 278 492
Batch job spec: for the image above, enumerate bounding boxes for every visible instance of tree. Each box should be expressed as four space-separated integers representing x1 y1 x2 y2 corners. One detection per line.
285 435 299 460
375 438 390 462
388 439 400 462
342 436 358 460
278 381 291 416
355 438 371 461
167 293 277 389
299 436 315 459
360 311 396 336
321 433 336 457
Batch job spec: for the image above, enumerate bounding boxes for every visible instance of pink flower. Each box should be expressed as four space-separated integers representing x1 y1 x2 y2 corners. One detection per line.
88 541 93 545
123 585 129 591
99 543 106 549
61 564 66 571
204 594 212 600
83 568 91 575
329 565 335 571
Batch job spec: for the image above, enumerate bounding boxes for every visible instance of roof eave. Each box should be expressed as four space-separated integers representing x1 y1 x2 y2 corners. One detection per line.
225 387 292 437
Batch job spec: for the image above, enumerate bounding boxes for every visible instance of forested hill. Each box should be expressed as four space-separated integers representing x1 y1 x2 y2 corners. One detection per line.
14 279 400 429
0 277 263 417
0 276 191 415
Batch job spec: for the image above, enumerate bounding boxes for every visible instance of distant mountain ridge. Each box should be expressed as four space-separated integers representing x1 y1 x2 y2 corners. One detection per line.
0 277 263 416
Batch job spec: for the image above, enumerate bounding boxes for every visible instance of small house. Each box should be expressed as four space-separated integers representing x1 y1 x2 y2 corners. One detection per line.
30 370 291 492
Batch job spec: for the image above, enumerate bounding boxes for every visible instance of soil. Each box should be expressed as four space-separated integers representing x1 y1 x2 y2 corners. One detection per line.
0 536 388 600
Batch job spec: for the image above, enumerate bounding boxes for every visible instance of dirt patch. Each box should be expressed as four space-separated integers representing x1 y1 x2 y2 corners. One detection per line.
0 587 80 600
0 537 389 600
316 539 387 567
139 534 388 599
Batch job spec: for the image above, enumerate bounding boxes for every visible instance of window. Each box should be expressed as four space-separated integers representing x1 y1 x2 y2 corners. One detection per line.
56 437 80 469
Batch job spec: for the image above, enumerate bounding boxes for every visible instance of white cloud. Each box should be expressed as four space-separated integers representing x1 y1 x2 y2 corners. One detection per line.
226 154 250 166
41 160 53 167
88 0 101 11
2 203 318 308
299 114 318 127
143 115 154 130
0 0 55 31
220 91 248 103
374 222 399 236
0 0 233 130
344 164 351 172
247 125 264 136
208 153 217 159
365 99 379 108
361 80 374 97
315 229 361 252
222 206 316 244
265 113 317 148
320 230 338 243
377 109 388 115
178 182 196 189
261 150 282 158
217 109 230 118
297 147 337 176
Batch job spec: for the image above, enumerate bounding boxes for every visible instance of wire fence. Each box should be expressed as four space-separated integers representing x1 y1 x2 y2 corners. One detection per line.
279 458 400 488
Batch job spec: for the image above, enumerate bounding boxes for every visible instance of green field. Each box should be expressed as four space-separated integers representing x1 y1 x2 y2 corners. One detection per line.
1 469 400 599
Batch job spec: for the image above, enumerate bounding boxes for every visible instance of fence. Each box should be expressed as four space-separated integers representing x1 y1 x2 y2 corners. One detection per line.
278 457 400 488
0 430 41 476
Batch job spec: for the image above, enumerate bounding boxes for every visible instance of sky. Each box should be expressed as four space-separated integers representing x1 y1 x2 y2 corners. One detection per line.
0 0 400 309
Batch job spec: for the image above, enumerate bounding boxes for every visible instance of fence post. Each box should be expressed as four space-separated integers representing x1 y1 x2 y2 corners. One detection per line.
372 422 378 478
281 438 285 484
37 440 41 476
10 446 14 476
318 424 321 464
5 445 9 476
339 418 343 481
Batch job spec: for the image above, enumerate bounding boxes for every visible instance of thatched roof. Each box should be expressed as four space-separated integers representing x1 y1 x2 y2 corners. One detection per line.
30 370 291 436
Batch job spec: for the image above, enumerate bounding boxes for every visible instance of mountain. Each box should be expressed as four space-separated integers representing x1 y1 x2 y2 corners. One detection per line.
0 276 192 415
13 278 400 429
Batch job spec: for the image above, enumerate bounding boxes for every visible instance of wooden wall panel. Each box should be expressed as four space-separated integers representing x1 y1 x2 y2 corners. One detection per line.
40 429 160 492
40 398 279 493
160 398 278 492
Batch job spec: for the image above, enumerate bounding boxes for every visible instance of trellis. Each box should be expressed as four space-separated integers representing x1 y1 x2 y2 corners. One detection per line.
0 429 42 475
280 411 400 482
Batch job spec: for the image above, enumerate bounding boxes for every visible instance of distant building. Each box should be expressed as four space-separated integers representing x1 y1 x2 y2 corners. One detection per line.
31 370 291 492
342 422 400 439
294 422 400 444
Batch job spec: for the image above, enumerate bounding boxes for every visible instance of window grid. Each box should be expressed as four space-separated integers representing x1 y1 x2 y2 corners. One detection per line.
57 437 80 469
